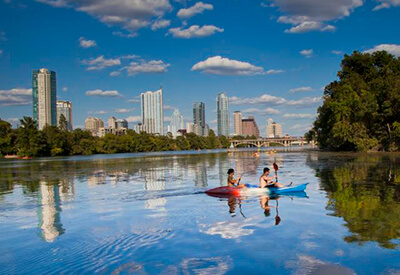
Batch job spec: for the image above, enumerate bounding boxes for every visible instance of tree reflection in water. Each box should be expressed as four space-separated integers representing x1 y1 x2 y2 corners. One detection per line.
307 152 400 249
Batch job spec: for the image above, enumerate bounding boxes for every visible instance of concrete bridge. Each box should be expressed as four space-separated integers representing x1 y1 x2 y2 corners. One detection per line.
229 137 311 148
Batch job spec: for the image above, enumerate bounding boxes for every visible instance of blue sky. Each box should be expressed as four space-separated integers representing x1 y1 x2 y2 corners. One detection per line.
1 0 400 136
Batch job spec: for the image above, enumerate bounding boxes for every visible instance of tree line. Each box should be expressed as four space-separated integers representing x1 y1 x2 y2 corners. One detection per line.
0 116 231 157
306 50 400 151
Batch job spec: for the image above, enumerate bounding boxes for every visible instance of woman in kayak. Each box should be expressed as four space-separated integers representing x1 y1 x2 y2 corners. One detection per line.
227 169 246 188
260 167 284 188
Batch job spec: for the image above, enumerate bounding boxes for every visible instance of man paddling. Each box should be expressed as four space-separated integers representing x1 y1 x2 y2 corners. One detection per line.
259 167 284 188
227 168 246 188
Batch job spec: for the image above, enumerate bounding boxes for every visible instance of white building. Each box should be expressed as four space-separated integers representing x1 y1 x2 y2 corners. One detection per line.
108 117 117 129
56 100 73 131
266 118 283 138
169 109 184 137
233 111 242 136
141 89 164 135
33 69 57 130
186 122 194 133
217 92 230 137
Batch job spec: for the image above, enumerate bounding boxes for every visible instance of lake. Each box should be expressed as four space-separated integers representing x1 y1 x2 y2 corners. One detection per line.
1 149 400 274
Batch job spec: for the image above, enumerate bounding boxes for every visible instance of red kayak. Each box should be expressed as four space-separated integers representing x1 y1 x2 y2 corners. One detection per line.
205 186 242 196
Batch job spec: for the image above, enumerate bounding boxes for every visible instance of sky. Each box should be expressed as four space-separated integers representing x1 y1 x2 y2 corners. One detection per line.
0 0 400 136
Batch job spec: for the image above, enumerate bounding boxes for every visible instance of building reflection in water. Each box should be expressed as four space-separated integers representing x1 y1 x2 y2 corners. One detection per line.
142 168 166 211
194 162 208 187
38 180 65 242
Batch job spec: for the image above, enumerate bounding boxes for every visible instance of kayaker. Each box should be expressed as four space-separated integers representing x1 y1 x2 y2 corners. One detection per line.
227 168 246 188
259 167 284 188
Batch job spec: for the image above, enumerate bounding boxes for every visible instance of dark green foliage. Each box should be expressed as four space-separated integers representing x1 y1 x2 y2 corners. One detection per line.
313 51 400 151
0 117 231 157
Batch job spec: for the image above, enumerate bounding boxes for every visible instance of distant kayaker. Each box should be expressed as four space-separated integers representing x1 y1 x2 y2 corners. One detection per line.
227 168 246 188
259 167 284 188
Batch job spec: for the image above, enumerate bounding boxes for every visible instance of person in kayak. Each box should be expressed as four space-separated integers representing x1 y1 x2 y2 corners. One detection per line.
227 168 246 188
260 167 284 188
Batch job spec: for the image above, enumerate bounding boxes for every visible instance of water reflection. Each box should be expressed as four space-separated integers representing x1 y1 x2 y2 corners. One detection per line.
306 152 400 249
38 180 65 242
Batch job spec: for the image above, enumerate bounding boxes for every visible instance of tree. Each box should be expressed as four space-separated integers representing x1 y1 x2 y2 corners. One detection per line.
58 114 68 132
313 50 400 151
0 119 13 156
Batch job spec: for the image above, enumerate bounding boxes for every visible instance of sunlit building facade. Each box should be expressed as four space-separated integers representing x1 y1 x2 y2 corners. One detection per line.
217 92 229 137
193 102 206 136
233 111 242 136
242 116 260 138
170 109 184 137
141 89 164 135
266 118 283 138
33 68 57 130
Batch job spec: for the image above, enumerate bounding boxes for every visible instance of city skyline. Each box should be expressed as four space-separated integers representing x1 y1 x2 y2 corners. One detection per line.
1 1 400 135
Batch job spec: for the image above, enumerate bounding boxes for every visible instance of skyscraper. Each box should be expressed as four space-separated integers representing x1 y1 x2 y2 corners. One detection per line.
108 117 117 129
141 89 164 135
217 92 229 136
193 102 206 136
242 116 260 137
233 111 242 136
85 117 104 136
170 109 184 137
116 119 128 129
33 68 57 130
56 100 73 131
266 118 283 138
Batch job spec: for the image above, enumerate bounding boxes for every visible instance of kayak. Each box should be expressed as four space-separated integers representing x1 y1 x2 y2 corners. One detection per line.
205 183 308 196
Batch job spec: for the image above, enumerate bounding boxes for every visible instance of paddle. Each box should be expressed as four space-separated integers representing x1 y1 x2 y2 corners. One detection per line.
273 162 279 183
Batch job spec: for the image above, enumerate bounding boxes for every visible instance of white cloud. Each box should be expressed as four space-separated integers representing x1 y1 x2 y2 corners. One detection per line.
112 31 138 38
283 113 314 119
290 123 312 131
230 94 286 105
0 31 7 41
373 0 400 11
177 2 213 19
37 0 172 35
126 116 141 123
115 108 135 113
289 86 314 93
0 88 32 106
123 60 170 76
266 0 362 33
287 96 322 106
88 110 108 115
151 19 171 30
164 105 175 110
79 37 97 48
266 69 285 74
82 55 121 70
191 56 265 75
110 71 121 77
62 87 68 92
128 97 141 103
168 25 223 38
331 50 343 55
364 44 400 57
300 49 314 58
164 117 171 122
85 89 122 97
243 107 280 115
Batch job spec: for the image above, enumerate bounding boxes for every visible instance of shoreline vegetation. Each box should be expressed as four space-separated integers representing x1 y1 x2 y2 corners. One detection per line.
0 117 232 158
306 50 400 152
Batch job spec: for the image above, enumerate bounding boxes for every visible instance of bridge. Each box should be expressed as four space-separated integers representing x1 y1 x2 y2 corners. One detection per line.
229 137 311 148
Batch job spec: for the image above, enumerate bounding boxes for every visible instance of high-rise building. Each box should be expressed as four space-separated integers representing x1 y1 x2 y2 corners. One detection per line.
233 111 243 136
56 100 73 131
85 117 104 136
217 92 229 137
116 119 128 129
141 89 164 135
266 118 283 138
193 102 206 136
108 117 117 129
186 122 193 133
242 116 260 138
170 109 184 137
32 68 57 130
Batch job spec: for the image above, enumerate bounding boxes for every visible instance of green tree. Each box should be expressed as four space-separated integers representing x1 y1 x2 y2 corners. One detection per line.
0 119 13 156
313 51 400 151
58 114 68 132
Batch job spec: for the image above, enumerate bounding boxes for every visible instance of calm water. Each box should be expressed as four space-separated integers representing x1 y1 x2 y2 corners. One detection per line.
1 149 400 274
